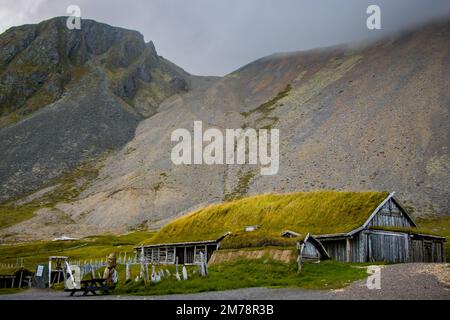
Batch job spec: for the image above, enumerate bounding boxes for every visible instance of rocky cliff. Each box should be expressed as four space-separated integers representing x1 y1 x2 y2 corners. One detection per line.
0 17 188 200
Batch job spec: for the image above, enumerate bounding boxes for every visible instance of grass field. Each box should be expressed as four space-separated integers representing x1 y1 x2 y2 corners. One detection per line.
0 235 369 295
115 259 368 296
0 288 27 295
0 231 154 274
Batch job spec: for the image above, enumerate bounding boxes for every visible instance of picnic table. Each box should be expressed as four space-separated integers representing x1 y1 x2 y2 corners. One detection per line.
65 278 114 296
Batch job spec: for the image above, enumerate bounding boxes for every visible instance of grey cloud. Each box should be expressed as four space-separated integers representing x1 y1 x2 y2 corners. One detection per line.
0 0 449 75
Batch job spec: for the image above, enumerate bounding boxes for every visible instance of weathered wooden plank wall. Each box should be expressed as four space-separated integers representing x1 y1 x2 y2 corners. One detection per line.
320 239 347 262
411 238 445 263
367 231 409 263
368 199 414 228
302 241 321 259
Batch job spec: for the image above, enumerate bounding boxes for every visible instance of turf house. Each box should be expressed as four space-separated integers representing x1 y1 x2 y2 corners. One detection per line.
135 191 445 265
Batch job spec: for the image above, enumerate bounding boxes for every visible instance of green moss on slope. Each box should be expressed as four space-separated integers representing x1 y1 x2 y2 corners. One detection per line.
144 191 389 246
0 156 105 230
223 170 256 202
220 230 299 249
241 84 291 118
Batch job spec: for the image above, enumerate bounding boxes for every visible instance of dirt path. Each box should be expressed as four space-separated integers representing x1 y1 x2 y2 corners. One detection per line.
1 263 448 300
336 263 450 300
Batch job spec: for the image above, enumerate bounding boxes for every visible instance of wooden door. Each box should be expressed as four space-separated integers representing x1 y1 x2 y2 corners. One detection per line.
411 239 423 262
368 232 408 263
424 241 433 262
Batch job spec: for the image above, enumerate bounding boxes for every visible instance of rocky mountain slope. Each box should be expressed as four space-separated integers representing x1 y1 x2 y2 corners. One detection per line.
0 18 449 241
0 17 188 200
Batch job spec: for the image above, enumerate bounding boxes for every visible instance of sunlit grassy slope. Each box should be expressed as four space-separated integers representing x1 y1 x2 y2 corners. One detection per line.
144 191 389 246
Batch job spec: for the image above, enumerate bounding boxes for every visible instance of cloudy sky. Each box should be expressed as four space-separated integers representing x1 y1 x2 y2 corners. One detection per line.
0 0 449 75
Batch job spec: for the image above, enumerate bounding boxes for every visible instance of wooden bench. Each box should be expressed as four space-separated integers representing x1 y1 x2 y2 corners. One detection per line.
65 278 114 296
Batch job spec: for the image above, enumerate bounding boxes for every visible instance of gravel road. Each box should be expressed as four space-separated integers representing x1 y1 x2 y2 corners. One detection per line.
1 263 449 300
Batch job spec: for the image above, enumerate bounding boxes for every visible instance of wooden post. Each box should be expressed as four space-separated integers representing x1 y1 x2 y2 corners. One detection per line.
346 238 351 262
165 247 168 264
405 234 410 263
157 247 160 264
140 246 145 281
297 243 304 272
194 246 197 264
126 263 130 281
359 233 365 263
442 241 446 263
91 263 95 279
48 259 52 288
175 256 180 281
18 270 23 288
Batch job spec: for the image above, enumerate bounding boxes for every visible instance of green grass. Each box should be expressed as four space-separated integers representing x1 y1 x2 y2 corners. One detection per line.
116 259 367 296
0 288 28 295
144 191 389 246
220 230 299 249
239 84 291 130
0 203 40 232
416 215 450 261
0 231 155 274
223 170 256 202
241 84 292 118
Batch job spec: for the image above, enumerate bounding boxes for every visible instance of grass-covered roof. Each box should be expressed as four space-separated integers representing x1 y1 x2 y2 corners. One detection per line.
143 191 389 247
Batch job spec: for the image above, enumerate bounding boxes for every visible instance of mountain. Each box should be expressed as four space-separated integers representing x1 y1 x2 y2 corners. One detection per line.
0 17 188 200
0 18 449 241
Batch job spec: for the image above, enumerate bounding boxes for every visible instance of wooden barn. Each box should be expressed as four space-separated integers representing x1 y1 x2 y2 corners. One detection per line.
316 193 446 263
137 191 445 265
0 268 33 288
136 234 230 265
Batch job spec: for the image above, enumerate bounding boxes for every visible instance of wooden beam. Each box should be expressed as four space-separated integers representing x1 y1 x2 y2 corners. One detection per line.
405 234 410 263
165 246 168 264
194 246 197 264
346 238 351 262
359 232 366 263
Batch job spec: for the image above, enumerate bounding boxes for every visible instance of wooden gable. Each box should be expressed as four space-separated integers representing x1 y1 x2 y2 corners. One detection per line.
367 196 416 229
